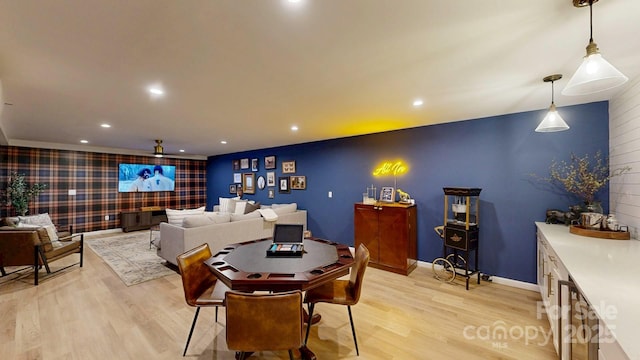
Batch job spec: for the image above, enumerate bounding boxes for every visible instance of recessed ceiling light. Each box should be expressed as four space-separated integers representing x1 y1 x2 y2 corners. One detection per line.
412 99 424 107
101 123 111 128
291 125 299 131
179 149 185 153
147 84 166 98
80 139 89 144
221 140 227 144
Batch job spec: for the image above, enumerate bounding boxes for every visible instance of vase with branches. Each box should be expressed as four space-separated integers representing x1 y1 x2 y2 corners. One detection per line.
534 151 631 212
2 171 48 216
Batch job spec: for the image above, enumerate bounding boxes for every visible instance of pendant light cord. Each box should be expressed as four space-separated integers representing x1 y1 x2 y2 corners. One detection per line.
551 80 555 105
589 0 594 43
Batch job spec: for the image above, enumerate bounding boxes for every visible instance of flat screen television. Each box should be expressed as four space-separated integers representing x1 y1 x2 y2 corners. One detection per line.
118 164 176 192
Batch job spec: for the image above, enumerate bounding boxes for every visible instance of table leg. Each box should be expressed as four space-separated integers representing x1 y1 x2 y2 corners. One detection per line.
299 345 317 360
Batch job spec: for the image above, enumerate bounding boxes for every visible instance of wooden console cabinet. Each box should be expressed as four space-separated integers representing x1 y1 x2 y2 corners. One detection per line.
121 209 167 232
354 202 417 275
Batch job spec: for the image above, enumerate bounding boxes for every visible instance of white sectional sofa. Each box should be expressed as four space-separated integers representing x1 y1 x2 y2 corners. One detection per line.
157 203 307 266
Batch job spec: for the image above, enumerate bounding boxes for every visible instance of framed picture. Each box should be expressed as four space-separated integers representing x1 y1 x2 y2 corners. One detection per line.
232 159 240 171
251 158 259 172
257 175 266 190
290 175 306 190
240 158 249 169
233 173 242 183
278 176 290 193
282 160 296 174
266 171 276 186
268 188 275 199
380 187 395 202
265 155 276 170
229 184 237 194
243 173 256 194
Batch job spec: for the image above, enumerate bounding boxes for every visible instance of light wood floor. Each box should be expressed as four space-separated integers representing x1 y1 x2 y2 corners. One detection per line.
0 237 557 360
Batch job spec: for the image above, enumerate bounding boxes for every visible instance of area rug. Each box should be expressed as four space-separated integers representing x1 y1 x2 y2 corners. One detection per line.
86 231 177 286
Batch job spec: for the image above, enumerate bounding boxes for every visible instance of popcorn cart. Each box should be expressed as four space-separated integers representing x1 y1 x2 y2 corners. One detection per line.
432 187 481 290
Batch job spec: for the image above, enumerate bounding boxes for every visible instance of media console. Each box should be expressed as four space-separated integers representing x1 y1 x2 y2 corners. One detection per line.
121 208 167 232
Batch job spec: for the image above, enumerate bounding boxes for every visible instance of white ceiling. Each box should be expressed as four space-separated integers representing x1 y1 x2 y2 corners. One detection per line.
1 0 639 159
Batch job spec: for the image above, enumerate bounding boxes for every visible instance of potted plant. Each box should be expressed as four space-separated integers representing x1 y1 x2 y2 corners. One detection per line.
2 171 47 216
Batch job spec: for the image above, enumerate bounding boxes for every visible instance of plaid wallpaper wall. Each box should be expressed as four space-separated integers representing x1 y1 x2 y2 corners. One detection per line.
0 146 207 233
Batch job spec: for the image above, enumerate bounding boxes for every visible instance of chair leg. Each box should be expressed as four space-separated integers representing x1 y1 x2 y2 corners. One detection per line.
183 307 201 356
347 305 359 356
288 349 294 360
79 236 84 267
215 306 218 322
304 303 315 345
0 266 5 276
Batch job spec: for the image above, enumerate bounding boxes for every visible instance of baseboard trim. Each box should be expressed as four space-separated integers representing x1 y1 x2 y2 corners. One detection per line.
416 260 538 292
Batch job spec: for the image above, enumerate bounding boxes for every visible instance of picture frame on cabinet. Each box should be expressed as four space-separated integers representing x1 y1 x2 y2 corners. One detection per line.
251 158 259 171
266 171 276 186
265 155 276 170
380 187 395 202
279 177 290 193
290 175 306 190
240 158 249 169
268 188 275 199
282 160 296 174
229 184 237 194
243 173 256 194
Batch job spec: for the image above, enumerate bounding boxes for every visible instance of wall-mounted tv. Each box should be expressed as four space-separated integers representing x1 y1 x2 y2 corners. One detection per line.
118 164 176 192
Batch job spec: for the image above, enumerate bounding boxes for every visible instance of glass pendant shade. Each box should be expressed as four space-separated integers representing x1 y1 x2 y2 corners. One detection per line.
562 46 628 96
535 103 570 132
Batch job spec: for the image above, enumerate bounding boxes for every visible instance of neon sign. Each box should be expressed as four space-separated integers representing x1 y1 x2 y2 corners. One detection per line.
372 161 408 176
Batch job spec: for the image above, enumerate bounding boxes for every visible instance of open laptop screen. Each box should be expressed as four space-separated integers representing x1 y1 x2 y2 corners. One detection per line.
273 224 304 244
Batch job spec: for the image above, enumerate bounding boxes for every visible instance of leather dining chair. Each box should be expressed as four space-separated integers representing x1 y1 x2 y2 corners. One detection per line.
304 243 370 356
225 290 304 360
176 243 229 357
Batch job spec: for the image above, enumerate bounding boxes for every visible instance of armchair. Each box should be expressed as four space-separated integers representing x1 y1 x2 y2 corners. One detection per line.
0 227 83 285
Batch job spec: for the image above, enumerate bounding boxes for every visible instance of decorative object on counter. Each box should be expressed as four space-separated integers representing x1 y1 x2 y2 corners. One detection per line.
545 208 579 225
569 224 630 240
604 213 618 231
580 212 604 230
365 184 377 203
396 188 412 204
379 187 395 203
2 171 48 216
532 151 631 212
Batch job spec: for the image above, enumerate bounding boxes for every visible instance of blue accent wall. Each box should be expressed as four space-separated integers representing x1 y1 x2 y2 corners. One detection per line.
207 102 609 283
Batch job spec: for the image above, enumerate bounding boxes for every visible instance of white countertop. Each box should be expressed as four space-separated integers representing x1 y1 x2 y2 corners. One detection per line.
536 222 640 360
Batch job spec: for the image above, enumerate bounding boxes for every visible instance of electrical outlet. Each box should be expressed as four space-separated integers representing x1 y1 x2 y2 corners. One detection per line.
104 215 109 221
328 191 333 198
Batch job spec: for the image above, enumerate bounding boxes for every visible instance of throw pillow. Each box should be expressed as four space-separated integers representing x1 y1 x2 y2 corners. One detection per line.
35 227 54 252
16 223 41 229
244 202 261 214
234 200 249 215
272 203 298 215
257 208 278 222
230 211 262 222
219 197 239 213
18 213 55 227
165 206 206 226
43 224 59 241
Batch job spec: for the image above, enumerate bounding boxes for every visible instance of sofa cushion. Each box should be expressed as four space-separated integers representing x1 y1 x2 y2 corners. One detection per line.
182 213 231 228
272 203 298 215
18 213 54 227
230 211 262 222
166 206 206 226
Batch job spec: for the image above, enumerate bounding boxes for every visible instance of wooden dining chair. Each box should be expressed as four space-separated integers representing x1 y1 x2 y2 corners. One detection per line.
225 290 304 360
176 243 229 357
304 243 370 356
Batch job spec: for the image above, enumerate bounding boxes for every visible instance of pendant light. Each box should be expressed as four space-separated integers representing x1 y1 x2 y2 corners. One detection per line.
562 0 628 96
153 139 164 158
536 74 570 132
